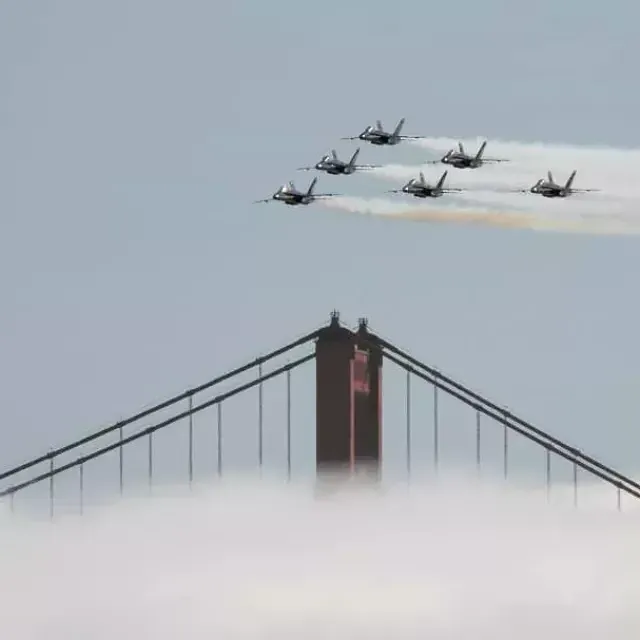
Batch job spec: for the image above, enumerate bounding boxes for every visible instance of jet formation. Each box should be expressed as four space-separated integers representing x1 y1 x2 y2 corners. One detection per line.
253 118 599 205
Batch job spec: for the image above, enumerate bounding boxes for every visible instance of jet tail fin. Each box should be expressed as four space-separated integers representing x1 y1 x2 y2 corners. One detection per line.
419 171 427 185
307 176 318 196
331 149 339 160
436 170 448 189
564 170 577 191
347 148 360 169
474 141 487 161
393 118 405 137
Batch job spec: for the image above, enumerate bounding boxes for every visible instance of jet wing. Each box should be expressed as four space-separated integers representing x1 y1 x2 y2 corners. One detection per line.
354 164 383 170
398 135 427 139
296 166 315 171
340 136 361 140
253 198 273 204
313 193 341 198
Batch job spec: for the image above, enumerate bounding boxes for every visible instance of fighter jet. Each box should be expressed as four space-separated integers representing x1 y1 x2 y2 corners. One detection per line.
340 118 426 146
429 141 508 169
514 170 598 198
297 148 382 175
386 170 463 198
253 177 340 206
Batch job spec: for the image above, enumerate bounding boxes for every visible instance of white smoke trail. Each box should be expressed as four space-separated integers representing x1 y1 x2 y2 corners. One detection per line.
1 475 639 639
315 136 640 233
406 136 640 195
367 164 635 209
343 137 640 220
321 196 640 236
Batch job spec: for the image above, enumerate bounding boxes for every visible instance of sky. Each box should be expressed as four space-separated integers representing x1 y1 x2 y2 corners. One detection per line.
3 0 640 511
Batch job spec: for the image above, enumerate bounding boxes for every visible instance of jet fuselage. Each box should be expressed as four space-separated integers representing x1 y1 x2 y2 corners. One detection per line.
529 179 569 198
273 191 310 205
359 130 397 145
531 186 566 198
442 154 480 169
402 183 441 198
315 160 351 175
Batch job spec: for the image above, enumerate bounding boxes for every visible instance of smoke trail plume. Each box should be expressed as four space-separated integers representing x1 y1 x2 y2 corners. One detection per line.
317 137 640 234
321 196 640 236
1 476 639 639
400 136 640 200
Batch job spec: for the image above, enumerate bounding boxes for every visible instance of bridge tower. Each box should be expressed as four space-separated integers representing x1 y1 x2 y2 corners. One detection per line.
315 311 383 480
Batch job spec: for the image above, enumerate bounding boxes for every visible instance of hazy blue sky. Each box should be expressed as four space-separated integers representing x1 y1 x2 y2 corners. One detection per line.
3 1 640 506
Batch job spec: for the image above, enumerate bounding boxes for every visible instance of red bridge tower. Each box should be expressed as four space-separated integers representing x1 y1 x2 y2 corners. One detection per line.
315 312 383 479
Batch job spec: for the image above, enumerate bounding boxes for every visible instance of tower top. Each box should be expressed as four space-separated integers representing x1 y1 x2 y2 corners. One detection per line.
318 310 352 343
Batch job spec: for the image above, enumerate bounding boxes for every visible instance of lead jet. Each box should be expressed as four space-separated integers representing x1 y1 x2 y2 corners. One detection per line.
429 141 508 169
253 177 340 206
386 170 463 199
297 148 382 175
340 118 426 146
513 170 598 198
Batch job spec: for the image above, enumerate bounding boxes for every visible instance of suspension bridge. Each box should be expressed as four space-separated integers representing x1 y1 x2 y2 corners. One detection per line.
1 311 638 519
